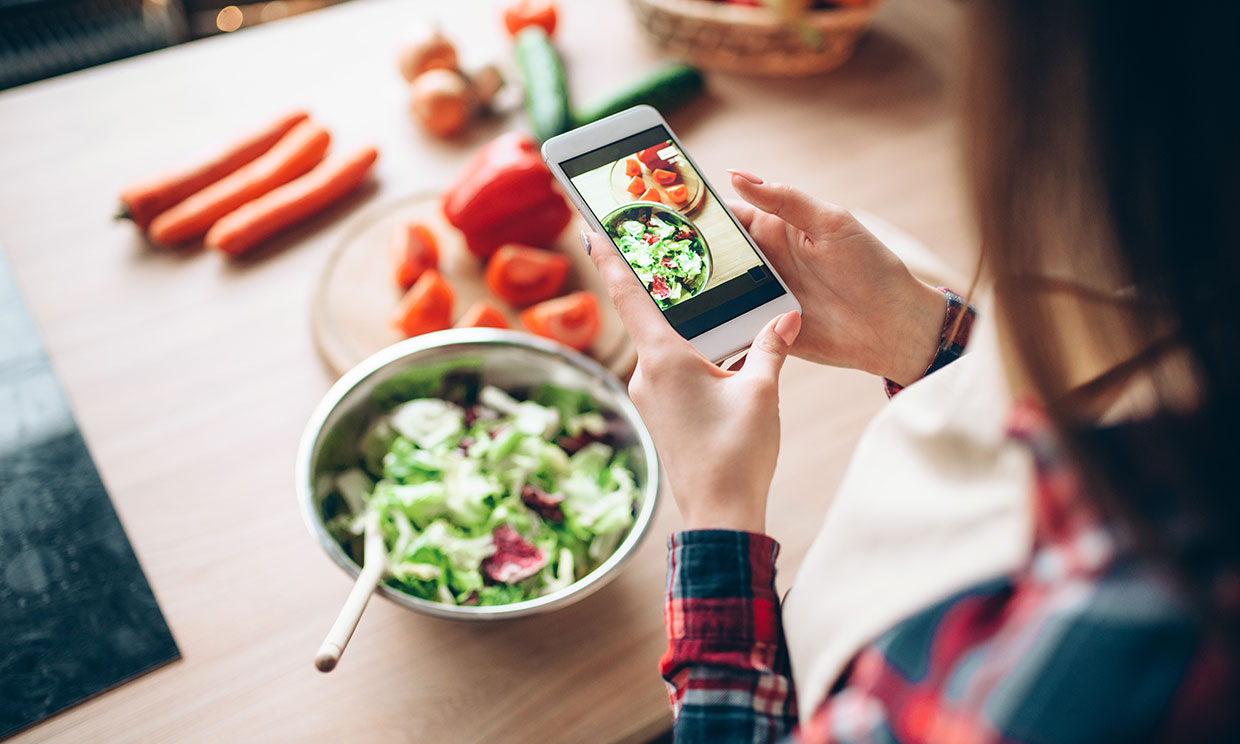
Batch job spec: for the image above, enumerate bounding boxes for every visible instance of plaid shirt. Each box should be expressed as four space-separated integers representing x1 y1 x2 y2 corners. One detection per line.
660 294 1236 743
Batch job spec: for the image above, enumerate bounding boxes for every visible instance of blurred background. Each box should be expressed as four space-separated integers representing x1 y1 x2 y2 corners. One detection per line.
0 0 338 90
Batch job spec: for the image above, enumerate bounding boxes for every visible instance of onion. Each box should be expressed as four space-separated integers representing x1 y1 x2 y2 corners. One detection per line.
469 64 504 108
410 69 476 137
398 28 459 82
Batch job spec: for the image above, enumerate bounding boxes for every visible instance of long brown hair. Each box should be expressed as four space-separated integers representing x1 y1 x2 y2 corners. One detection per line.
963 1 1240 635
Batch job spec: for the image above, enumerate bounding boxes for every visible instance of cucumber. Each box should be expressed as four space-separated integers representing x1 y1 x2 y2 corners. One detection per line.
574 64 705 127
515 27 573 143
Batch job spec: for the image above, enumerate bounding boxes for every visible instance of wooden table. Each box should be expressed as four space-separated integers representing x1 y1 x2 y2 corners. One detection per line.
0 0 971 741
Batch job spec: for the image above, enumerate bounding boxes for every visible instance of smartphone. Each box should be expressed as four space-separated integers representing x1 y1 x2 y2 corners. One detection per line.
542 105 800 363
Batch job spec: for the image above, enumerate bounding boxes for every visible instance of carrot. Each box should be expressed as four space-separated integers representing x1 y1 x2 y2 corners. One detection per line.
148 121 331 246
117 110 309 230
206 146 379 256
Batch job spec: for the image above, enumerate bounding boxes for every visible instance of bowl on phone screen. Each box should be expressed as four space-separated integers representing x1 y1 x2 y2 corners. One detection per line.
601 202 712 310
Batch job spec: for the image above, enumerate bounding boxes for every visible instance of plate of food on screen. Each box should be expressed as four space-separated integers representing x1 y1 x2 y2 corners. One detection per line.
608 141 705 215
601 202 713 310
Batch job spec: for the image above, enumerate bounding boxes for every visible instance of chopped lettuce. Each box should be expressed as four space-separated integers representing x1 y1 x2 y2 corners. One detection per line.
326 378 641 607
389 399 464 450
539 547 576 596
334 468 373 517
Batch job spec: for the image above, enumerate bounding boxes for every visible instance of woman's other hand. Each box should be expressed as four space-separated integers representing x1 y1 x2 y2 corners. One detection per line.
585 231 800 534
729 170 948 387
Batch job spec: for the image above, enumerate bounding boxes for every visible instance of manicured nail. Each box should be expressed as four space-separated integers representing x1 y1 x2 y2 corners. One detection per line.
580 230 591 255
726 169 764 185
774 311 801 345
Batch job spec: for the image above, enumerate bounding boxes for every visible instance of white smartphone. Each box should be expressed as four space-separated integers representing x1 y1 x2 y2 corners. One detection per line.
542 105 800 363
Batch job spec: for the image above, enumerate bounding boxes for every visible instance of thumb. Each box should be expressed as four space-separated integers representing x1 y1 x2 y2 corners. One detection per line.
740 311 801 384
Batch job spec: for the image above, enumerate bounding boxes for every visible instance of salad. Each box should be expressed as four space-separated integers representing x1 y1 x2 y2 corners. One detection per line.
605 205 708 310
323 366 641 607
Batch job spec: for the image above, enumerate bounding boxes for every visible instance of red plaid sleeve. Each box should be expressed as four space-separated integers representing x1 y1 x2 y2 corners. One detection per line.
660 530 798 741
884 287 976 398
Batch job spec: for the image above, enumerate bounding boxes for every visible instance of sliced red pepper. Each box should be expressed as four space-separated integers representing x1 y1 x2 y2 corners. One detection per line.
456 299 510 329
484 244 571 306
520 291 600 351
651 168 677 185
391 269 454 337
389 222 439 289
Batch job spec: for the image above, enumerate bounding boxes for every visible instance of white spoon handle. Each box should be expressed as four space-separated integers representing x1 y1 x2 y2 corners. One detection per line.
314 514 385 672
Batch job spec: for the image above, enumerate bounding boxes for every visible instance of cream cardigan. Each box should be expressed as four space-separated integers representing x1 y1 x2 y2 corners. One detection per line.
781 218 1034 723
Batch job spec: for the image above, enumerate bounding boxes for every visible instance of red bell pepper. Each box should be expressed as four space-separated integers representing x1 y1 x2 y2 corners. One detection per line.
636 143 671 170
441 133 572 261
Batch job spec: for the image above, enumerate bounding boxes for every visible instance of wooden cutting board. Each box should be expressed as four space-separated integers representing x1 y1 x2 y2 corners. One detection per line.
311 192 637 379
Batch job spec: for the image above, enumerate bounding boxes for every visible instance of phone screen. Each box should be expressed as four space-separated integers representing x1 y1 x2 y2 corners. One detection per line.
559 125 786 339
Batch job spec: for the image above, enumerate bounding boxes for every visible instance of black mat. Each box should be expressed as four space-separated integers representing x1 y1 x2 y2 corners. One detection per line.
0 248 179 739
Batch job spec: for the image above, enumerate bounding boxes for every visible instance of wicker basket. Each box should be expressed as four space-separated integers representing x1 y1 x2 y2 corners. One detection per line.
628 0 881 77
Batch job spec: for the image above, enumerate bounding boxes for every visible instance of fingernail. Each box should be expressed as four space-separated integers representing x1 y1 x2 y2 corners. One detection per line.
726 169 763 185
774 311 801 345
580 230 591 255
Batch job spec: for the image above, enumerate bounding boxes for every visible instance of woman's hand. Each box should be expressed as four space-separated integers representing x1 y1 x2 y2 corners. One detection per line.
728 170 948 387
585 231 800 534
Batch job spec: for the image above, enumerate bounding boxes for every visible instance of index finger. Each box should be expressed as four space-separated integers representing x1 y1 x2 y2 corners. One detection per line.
726 199 756 230
731 174 834 235
585 231 684 356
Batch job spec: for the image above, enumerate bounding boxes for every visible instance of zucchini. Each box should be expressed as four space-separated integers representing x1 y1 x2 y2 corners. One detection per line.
574 64 705 126
515 27 573 143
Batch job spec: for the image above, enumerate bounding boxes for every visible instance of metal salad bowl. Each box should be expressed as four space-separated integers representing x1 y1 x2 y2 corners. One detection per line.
296 329 661 620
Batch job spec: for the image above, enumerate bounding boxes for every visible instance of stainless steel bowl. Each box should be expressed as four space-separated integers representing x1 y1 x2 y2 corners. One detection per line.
296 329 660 620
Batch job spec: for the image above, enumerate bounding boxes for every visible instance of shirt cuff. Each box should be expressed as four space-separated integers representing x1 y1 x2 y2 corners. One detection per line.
884 287 976 398
665 530 781 644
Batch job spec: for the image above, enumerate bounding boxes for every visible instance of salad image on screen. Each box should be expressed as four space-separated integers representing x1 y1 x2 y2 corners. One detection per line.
602 203 711 310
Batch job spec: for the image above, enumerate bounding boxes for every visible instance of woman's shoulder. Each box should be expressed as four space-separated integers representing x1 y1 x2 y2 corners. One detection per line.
805 535 1227 743
801 405 1235 743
